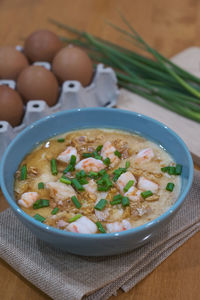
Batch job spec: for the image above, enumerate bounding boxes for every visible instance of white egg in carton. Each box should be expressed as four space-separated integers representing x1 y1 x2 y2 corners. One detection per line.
0 60 119 160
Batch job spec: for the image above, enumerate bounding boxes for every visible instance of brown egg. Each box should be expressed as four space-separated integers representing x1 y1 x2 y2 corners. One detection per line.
24 30 63 62
52 46 93 86
0 46 29 80
0 85 24 127
17 65 59 106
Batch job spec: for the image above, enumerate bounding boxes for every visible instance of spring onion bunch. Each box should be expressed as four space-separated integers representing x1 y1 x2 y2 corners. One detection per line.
49 15 200 123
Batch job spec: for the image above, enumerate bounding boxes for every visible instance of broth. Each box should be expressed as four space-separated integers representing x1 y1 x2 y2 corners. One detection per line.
14 129 181 234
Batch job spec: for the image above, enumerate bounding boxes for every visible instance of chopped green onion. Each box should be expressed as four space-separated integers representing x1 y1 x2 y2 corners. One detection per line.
63 164 73 174
68 214 82 223
33 214 46 223
110 198 122 205
114 150 121 158
51 207 59 215
96 145 103 152
175 164 182 175
123 180 134 192
113 194 123 201
20 164 27 180
82 146 103 160
97 178 106 186
79 178 89 185
93 150 98 156
80 170 87 177
113 174 120 182
97 186 109 192
57 138 65 142
82 153 93 158
97 173 113 191
161 166 169 173
76 170 87 179
125 161 130 168
168 166 176 175
95 155 103 160
97 173 108 184
103 157 110 166
166 182 175 192
71 178 84 191
96 221 106 233
71 195 82 208
98 169 107 176
51 159 58 175
112 167 127 182
94 199 107 210
122 196 130 207
63 155 77 173
113 167 127 175
93 152 102 160
141 190 153 199
60 177 71 185
33 199 49 209
88 171 99 179
161 165 181 176
38 182 44 189
70 155 76 167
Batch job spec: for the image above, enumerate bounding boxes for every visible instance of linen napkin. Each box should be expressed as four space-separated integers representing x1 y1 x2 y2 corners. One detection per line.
0 169 199 300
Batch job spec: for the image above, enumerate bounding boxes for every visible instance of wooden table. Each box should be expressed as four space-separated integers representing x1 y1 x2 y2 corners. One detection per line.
0 0 200 299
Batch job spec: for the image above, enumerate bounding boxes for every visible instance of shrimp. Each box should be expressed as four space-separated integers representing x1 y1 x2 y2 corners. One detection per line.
57 146 80 163
135 148 154 164
124 186 142 202
83 179 97 194
66 216 97 234
33 169 56 190
56 219 68 228
137 176 159 193
116 171 137 193
101 141 120 168
136 204 152 216
18 192 38 208
38 171 55 183
106 220 132 233
46 182 76 203
75 157 105 173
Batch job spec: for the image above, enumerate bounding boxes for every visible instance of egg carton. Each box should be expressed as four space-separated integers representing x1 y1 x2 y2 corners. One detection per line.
0 62 119 161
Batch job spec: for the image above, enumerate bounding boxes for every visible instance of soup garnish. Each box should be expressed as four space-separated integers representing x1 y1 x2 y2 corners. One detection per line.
14 129 182 234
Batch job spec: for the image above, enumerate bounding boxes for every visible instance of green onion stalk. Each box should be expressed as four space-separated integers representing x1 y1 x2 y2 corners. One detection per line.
49 15 200 123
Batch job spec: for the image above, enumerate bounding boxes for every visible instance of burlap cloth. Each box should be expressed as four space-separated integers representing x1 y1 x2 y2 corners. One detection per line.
0 169 199 300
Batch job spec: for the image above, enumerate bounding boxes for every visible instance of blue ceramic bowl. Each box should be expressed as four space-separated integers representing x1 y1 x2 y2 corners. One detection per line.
0 108 193 256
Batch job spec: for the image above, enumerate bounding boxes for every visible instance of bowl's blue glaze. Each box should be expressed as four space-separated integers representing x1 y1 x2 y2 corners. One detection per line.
0 108 194 256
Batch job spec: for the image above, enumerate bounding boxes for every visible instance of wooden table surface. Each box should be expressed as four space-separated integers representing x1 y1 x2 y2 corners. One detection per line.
0 0 200 299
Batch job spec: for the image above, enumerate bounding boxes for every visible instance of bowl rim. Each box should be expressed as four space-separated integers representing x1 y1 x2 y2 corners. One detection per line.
0 107 194 239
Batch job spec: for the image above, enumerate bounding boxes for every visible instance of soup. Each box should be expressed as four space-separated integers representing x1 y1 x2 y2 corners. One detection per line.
14 129 181 234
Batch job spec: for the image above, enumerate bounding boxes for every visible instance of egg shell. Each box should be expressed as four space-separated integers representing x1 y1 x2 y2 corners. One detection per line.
0 85 24 127
0 46 29 80
16 65 59 106
24 29 63 62
0 63 118 162
52 46 94 86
